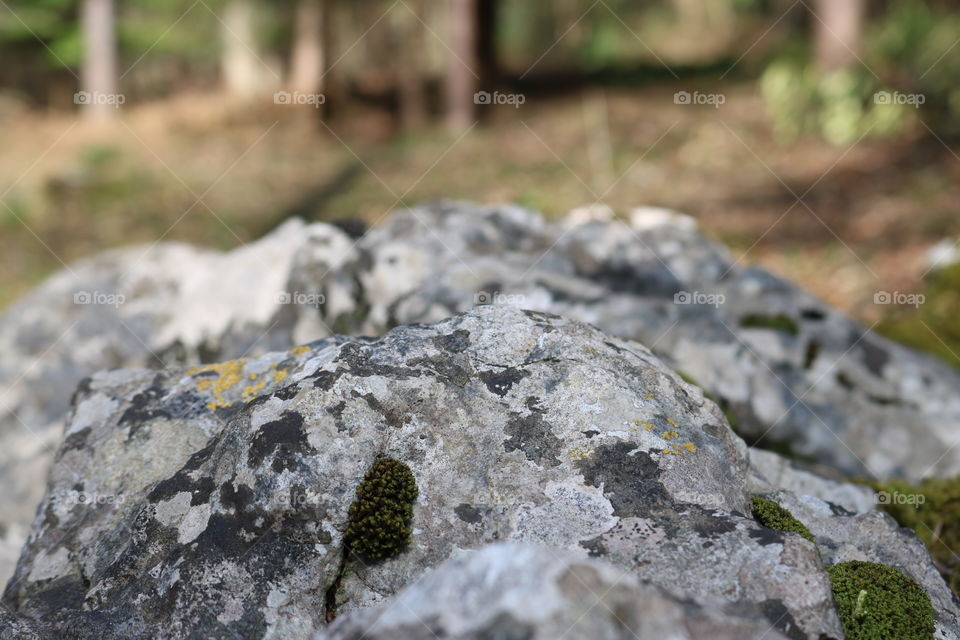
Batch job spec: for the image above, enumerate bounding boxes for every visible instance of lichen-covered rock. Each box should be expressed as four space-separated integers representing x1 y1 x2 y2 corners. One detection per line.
0 218 356 580
5 307 849 639
319 543 792 640
3 200 960 592
323 202 960 483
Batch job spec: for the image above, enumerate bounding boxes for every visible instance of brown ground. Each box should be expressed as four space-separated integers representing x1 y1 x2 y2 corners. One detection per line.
1 83 957 325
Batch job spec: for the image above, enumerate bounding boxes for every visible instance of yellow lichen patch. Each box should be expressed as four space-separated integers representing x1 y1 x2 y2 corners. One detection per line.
242 376 269 400
271 369 289 385
189 359 248 410
667 417 678 427
661 430 680 441
289 345 311 357
644 394 654 399
567 446 593 460
662 442 697 456
632 419 655 431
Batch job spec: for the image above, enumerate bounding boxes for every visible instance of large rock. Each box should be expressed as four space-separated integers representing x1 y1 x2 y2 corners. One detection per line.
3 200 960 585
5 307 957 639
0 218 355 580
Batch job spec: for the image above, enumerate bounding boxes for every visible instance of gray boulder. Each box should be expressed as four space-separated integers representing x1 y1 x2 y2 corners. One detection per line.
0 218 355 581
5 307 957 639
3 200 960 590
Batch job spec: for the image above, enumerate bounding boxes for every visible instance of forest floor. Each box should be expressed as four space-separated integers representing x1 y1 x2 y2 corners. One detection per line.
1 81 957 352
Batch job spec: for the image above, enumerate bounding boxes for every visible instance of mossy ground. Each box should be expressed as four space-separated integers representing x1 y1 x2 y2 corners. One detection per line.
751 495 815 543
877 263 960 371
828 561 934 640
866 475 960 597
343 457 418 563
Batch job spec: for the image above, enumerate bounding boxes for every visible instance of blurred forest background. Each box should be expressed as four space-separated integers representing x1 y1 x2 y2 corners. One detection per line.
0 0 958 367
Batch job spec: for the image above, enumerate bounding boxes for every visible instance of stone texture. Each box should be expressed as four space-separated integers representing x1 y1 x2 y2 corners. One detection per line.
5 307 957 639
2 199 960 616
0 218 355 581
319 543 792 640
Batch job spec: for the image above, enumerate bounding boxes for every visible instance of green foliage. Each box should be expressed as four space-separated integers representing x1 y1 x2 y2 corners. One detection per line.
343 457 418 563
762 1 960 143
828 561 934 640
868 1 960 133
867 475 960 597
751 495 815 543
739 313 799 335
877 263 960 371
760 58 910 145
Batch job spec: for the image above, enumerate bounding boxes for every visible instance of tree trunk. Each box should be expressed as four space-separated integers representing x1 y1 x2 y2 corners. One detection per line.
445 0 478 132
81 0 118 121
222 0 264 97
812 0 866 71
393 0 428 130
475 0 498 92
289 0 325 96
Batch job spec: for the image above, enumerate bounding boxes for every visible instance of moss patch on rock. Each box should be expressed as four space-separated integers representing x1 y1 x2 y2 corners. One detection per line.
828 561 934 640
867 475 960 596
343 457 418 562
740 313 800 335
751 495 815 543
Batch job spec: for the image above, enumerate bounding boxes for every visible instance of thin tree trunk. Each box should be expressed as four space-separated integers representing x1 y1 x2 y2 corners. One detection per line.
289 0 325 96
475 0 498 92
394 0 427 130
222 0 264 97
81 0 118 121
812 0 866 71
445 0 478 132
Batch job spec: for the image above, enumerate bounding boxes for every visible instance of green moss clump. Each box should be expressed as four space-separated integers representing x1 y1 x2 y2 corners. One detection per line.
740 313 800 335
828 561 934 640
751 495 815 543
866 476 960 596
343 457 418 562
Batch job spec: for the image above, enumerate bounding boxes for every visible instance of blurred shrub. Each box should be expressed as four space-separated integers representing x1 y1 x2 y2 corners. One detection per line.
761 58 911 145
762 1 960 144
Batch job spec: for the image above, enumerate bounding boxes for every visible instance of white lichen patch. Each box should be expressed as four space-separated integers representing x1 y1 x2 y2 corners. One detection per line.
66 393 119 437
27 546 71 583
177 502 212 544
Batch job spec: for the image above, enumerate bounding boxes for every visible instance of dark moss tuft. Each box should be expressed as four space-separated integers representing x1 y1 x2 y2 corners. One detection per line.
740 313 800 335
828 561 934 640
751 495 815 543
343 457 418 562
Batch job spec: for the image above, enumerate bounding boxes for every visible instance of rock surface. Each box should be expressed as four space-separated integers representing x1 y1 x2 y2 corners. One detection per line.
4 307 958 639
319 543 792 640
2 200 960 599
